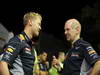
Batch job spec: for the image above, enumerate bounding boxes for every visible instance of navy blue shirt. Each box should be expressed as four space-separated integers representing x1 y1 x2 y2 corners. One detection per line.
1 32 35 75
62 38 100 75
38 62 48 71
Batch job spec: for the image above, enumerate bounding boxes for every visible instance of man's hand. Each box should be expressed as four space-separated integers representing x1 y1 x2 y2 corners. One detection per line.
45 61 49 69
52 56 63 71
52 56 59 66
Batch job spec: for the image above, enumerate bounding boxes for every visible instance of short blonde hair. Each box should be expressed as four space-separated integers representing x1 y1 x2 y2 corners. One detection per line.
66 19 81 29
23 12 42 25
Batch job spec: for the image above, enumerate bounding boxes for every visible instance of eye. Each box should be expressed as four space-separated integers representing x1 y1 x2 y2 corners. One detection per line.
67 28 70 31
65 28 69 31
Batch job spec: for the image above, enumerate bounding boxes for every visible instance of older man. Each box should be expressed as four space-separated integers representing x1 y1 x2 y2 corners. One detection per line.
61 19 100 75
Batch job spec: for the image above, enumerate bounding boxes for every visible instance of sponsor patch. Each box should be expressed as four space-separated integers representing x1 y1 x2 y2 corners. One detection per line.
6 48 14 53
71 52 79 57
25 48 31 51
88 50 96 55
19 34 25 40
8 45 15 50
86 46 94 51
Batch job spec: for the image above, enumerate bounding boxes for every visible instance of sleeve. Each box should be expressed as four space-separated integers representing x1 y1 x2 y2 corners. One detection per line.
1 42 22 65
83 45 100 66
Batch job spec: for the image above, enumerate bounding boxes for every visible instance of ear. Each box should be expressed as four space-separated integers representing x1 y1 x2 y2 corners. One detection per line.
28 20 32 26
76 26 80 32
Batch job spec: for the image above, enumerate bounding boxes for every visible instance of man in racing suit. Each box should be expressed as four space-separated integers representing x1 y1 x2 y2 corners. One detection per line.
0 12 42 75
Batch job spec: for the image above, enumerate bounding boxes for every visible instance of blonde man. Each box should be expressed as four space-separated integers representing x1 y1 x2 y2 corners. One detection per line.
0 12 42 75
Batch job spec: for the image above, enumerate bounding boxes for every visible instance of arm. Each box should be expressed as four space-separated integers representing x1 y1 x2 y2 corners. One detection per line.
33 63 40 75
39 71 49 75
0 61 10 75
0 39 22 75
90 60 100 75
52 56 62 71
83 45 100 75
34 64 49 75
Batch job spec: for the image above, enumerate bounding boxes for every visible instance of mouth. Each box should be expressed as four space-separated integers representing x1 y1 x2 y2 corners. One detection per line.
65 34 68 38
65 34 70 40
39 29 41 32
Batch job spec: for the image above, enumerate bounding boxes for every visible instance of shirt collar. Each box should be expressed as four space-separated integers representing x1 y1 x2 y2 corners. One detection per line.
19 31 32 43
73 38 83 47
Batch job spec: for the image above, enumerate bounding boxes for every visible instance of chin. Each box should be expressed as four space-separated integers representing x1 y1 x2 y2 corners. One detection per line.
67 38 70 41
34 34 39 37
34 32 39 36
36 33 39 36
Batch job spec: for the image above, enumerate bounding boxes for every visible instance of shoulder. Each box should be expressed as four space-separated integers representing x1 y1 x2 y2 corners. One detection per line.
4 35 23 48
79 39 90 46
8 34 22 44
9 36 18 42
79 39 94 51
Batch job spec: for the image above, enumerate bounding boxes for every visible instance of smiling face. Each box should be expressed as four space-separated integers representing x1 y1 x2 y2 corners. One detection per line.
23 12 42 37
40 52 47 62
64 19 81 42
31 18 41 37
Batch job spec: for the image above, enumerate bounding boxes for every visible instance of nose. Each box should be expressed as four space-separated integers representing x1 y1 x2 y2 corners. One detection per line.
64 30 67 35
39 25 41 30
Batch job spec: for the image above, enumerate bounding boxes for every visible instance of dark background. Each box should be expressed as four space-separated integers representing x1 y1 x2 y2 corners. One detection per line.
0 0 100 56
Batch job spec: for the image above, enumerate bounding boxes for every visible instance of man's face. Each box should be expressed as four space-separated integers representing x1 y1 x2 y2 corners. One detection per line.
64 22 78 42
59 53 65 62
31 18 41 37
41 52 47 62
